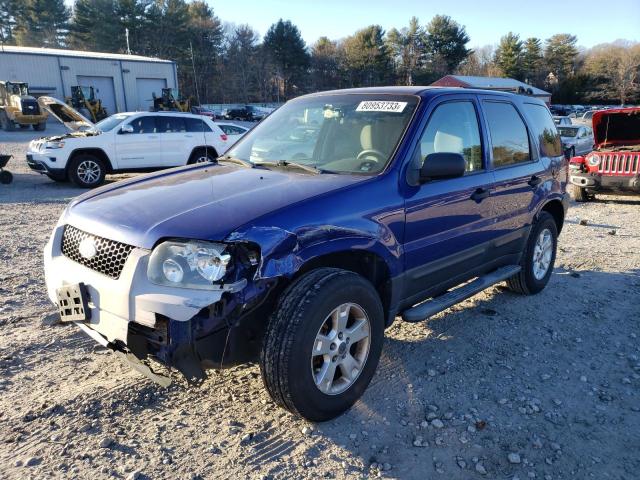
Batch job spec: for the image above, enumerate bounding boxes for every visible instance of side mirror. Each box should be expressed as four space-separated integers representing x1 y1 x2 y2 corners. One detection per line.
420 153 466 183
120 124 134 134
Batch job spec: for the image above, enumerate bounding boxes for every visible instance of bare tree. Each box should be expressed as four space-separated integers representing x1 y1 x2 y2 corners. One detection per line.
585 42 640 105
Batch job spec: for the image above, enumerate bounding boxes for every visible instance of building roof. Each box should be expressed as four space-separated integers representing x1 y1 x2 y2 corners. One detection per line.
433 75 550 97
0 45 173 64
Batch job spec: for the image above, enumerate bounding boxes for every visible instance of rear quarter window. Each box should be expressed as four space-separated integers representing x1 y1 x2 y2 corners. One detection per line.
523 103 563 157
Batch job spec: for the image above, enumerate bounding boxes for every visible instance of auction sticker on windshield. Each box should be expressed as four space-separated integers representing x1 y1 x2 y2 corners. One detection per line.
356 101 408 113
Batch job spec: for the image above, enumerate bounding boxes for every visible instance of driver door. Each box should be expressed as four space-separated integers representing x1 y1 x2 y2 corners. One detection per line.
115 115 160 168
402 95 499 302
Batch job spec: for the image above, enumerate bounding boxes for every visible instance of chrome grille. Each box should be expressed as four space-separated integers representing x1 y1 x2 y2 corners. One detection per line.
598 153 640 175
61 225 134 279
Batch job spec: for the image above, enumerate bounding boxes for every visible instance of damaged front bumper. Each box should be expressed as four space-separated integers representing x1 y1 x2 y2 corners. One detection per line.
44 224 260 384
570 172 640 193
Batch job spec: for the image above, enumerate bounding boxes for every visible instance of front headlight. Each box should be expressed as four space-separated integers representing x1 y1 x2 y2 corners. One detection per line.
587 155 600 166
147 240 231 289
44 140 65 149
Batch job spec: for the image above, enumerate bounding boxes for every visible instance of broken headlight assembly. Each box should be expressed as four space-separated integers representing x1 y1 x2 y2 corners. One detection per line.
587 155 600 167
147 240 232 290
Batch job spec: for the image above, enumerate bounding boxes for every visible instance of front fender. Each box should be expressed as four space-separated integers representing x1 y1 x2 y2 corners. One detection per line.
226 223 402 281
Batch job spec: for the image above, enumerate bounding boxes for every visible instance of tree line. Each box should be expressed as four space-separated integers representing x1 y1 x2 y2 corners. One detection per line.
1 0 639 105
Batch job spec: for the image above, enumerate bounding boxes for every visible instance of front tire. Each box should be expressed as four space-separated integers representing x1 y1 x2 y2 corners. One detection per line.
68 154 106 188
260 268 384 421
570 184 593 202
507 211 558 295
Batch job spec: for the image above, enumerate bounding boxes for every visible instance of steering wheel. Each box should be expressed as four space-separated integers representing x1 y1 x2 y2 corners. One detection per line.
356 149 385 163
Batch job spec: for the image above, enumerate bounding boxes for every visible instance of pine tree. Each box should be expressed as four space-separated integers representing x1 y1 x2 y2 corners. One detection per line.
425 15 471 77
68 0 119 52
263 19 309 100
386 17 427 85
544 34 578 81
343 25 391 87
14 0 69 47
522 37 543 86
494 32 524 79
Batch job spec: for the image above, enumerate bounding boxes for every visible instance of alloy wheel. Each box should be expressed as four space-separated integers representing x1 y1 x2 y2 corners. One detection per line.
311 302 371 395
77 160 101 185
532 228 553 280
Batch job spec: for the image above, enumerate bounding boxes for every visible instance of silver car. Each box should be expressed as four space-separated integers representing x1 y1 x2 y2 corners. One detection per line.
557 125 594 157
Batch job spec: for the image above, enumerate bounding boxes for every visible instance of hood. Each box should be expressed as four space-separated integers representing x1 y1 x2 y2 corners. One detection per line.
592 108 640 149
37 96 94 132
64 164 367 249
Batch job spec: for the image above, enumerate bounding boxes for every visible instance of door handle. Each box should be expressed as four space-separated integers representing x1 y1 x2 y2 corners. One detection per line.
528 175 542 187
471 187 490 202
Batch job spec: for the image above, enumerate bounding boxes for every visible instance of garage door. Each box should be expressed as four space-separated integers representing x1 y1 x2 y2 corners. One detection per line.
77 76 117 115
136 78 167 111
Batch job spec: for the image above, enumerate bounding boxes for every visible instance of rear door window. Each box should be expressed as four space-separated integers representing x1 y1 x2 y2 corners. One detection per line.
185 117 212 132
157 116 186 133
483 101 531 167
523 103 562 157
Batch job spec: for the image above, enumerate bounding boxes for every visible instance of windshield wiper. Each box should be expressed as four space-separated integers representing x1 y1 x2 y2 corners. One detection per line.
217 156 253 168
254 160 331 174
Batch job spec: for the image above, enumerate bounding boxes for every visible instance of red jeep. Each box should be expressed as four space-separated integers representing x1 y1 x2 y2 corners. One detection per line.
569 107 640 201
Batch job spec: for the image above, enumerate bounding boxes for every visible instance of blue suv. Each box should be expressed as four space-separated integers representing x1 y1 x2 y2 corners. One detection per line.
45 87 568 421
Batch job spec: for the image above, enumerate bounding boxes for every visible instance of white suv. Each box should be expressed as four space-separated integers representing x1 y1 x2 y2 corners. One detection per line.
27 97 231 188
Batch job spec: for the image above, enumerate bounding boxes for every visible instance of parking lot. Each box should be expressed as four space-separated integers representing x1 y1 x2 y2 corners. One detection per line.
0 126 639 480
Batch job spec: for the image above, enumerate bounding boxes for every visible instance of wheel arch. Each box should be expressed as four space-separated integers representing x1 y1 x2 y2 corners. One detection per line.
68 148 114 173
539 198 565 234
189 146 219 163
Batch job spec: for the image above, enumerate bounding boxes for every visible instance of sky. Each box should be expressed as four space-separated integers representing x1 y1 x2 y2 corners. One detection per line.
207 0 640 48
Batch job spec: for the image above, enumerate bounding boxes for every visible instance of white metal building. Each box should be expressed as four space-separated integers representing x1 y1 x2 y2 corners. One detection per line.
0 46 177 113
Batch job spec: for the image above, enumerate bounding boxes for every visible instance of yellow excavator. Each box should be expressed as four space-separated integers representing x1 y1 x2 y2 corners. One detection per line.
152 88 191 112
0 81 48 131
66 86 108 123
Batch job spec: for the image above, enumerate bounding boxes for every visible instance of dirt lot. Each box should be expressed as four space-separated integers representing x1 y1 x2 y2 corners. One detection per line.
1 126 639 480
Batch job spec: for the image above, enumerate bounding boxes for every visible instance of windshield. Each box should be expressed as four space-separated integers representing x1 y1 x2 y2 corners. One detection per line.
227 93 418 174
8 83 28 96
95 114 129 132
558 127 578 137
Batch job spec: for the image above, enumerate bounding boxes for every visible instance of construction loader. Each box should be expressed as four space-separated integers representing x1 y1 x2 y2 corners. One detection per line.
66 86 108 123
151 88 191 112
0 81 48 131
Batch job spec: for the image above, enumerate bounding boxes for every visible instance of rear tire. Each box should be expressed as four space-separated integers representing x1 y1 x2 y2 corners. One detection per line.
507 211 558 295
260 268 384 421
68 154 106 188
1 112 15 131
19 124 29 129
188 149 217 164
0 170 13 184
33 122 46 131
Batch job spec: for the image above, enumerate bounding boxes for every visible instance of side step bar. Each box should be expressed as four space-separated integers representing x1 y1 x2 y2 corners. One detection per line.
402 265 521 323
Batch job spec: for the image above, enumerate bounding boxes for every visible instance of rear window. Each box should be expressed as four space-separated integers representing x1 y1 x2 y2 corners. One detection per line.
185 117 212 132
524 103 563 157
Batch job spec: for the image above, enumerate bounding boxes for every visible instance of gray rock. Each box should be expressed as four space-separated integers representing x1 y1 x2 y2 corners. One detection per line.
126 471 142 480
431 419 444 429
301 426 313 435
41 312 60 326
99 437 113 448
508 452 522 464
25 456 41 467
475 462 487 475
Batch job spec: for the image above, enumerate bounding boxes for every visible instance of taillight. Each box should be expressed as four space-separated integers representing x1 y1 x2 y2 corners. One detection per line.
220 134 228 141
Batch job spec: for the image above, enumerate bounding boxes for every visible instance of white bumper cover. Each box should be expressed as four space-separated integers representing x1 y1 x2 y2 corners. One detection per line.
44 224 231 345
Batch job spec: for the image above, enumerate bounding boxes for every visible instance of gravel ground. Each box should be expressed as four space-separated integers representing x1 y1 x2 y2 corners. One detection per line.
1 126 639 480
